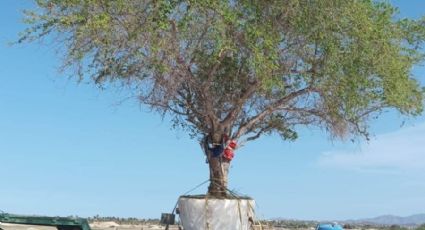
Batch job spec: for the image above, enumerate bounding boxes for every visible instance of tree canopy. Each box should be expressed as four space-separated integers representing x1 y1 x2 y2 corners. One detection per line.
22 0 425 143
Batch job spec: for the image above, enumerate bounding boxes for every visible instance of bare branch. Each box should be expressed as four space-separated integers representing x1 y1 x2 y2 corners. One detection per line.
234 87 312 139
221 79 259 128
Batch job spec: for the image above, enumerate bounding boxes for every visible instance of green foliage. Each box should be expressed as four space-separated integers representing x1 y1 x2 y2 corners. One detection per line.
389 225 408 230
416 224 425 230
20 0 425 142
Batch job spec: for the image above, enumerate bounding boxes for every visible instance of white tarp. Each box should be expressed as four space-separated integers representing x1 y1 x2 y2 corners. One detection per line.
178 196 255 230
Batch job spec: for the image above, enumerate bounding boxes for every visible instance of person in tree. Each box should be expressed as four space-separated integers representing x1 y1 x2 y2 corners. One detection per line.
222 138 237 188
204 133 237 193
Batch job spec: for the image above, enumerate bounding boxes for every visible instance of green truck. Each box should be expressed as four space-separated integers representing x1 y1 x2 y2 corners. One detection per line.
0 212 91 230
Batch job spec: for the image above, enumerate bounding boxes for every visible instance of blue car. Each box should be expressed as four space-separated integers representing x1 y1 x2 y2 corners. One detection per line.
316 223 344 230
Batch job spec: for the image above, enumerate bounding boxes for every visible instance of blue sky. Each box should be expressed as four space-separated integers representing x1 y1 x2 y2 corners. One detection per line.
0 0 424 221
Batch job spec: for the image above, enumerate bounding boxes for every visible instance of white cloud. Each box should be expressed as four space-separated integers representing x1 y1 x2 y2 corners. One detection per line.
318 122 425 174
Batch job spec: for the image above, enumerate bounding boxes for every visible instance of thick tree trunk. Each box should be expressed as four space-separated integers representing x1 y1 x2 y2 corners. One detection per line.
204 133 229 197
207 154 228 197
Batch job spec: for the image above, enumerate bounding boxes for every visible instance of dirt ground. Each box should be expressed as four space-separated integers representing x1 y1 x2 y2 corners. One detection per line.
0 222 291 229
0 222 276 230
0 222 368 230
0 223 181 230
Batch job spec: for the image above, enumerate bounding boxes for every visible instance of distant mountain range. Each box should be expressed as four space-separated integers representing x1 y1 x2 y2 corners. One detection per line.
345 214 425 227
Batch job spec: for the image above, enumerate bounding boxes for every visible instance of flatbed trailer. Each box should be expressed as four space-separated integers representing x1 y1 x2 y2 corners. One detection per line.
0 213 91 230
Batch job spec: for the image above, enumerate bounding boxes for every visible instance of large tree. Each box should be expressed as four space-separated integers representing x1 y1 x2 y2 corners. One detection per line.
22 0 425 197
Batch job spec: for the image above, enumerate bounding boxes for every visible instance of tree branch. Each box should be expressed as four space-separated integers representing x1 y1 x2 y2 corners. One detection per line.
233 87 312 139
221 79 259 128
